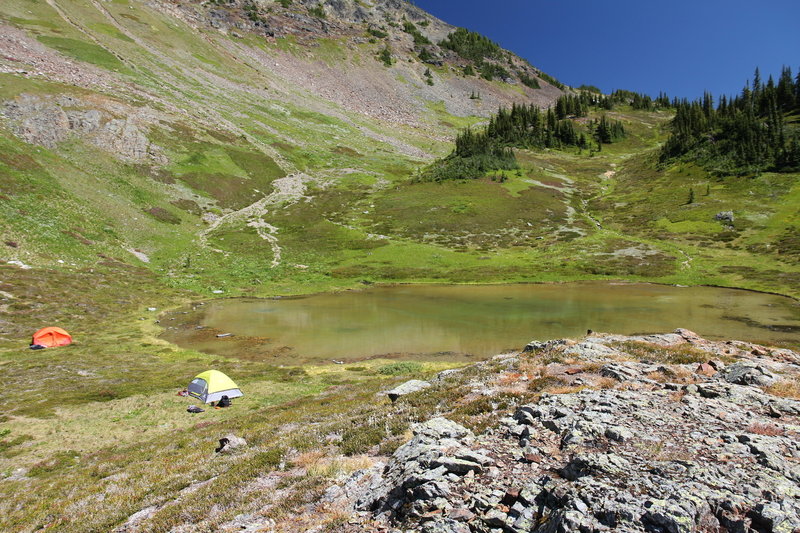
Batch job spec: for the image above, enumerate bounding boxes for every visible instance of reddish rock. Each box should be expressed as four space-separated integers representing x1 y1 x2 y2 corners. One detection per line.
522 453 542 464
565 367 582 375
448 508 475 522
501 488 520 505
696 362 717 376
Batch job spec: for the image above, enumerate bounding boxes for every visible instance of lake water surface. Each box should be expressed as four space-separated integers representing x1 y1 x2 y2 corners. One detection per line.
165 283 800 363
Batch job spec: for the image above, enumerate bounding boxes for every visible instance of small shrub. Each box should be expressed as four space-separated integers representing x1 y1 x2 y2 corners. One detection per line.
308 6 326 18
377 361 422 375
527 376 560 392
0 433 34 455
596 377 618 389
367 27 388 39
88 389 120 402
519 73 540 89
378 436 405 455
29 450 80 476
612 341 709 365
248 448 286 472
378 46 392 67
145 206 181 224
340 425 384 456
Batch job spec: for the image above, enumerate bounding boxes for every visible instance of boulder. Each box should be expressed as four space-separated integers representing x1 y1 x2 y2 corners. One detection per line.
600 363 640 381
431 457 483 475
523 338 568 352
565 341 620 359
387 379 431 402
414 418 473 441
722 362 777 387
216 434 247 454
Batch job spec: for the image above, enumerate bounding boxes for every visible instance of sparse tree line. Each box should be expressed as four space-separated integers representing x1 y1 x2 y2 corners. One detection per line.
660 66 800 174
420 96 626 182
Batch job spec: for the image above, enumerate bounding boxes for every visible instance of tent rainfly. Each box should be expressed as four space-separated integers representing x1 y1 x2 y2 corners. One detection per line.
31 327 72 348
187 370 243 404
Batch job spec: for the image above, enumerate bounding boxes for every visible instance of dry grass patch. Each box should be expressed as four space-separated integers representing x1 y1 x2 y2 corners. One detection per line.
667 390 687 403
301 453 374 479
612 341 711 365
766 379 800 399
543 385 586 395
596 377 618 390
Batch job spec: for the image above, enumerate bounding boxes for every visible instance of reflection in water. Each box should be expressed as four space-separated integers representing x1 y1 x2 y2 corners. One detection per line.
184 283 800 361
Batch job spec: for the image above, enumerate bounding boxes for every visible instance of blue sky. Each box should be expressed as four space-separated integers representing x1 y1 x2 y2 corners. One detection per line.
413 0 800 100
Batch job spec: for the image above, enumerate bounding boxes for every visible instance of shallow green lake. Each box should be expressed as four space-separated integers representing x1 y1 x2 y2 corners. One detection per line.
165 282 800 363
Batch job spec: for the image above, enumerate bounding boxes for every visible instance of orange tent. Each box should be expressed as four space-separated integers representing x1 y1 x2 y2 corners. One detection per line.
31 327 72 348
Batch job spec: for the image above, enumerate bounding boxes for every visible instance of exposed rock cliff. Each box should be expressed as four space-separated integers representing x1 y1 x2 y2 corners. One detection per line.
2 94 166 163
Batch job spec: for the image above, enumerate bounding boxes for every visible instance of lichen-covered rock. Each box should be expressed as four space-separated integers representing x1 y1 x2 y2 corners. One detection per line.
723 362 777 386
386 379 431 402
216 434 247 454
334 333 800 533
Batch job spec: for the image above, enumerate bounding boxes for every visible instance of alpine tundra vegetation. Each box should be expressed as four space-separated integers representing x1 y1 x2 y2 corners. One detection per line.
0 0 798 532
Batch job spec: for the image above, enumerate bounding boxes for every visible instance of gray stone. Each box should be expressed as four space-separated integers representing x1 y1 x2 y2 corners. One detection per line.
566 341 620 360
435 368 463 381
387 379 431 402
414 418 473 441
431 457 483 475
216 434 247 454
414 480 451 500
456 449 494 466
523 339 567 352
600 363 640 381
714 211 735 223
722 362 777 387
482 508 509 527
420 518 470 533
605 425 634 442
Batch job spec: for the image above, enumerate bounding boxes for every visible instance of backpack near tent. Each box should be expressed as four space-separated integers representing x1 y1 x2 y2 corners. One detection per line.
31 327 72 348
187 370 243 404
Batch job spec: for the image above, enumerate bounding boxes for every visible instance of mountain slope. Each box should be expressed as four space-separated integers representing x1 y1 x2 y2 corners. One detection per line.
0 0 566 297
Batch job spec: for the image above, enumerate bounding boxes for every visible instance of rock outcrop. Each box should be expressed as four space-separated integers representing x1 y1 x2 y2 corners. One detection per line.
2 94 166 163
333 330 800 533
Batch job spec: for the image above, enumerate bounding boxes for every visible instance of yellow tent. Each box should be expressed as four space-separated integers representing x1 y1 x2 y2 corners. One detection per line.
187 370 243 404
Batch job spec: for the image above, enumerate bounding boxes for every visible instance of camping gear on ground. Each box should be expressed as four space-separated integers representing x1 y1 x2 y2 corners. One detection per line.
216 395 232 408
187 370 243 404
31 327 72 348
187 405 205 413
29 344 46 350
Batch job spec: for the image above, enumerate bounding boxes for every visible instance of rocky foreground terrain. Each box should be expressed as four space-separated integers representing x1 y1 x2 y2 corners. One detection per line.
316 330 800 533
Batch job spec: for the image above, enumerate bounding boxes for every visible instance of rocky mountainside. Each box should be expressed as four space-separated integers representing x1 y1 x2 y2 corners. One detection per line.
0 0 578 301
1 0 799 302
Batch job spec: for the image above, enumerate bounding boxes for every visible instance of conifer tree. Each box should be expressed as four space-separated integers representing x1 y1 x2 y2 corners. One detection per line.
777 66 795 111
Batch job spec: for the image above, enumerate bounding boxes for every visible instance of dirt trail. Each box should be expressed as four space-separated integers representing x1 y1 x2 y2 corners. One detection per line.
198 173 314 268
581 163 696 270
